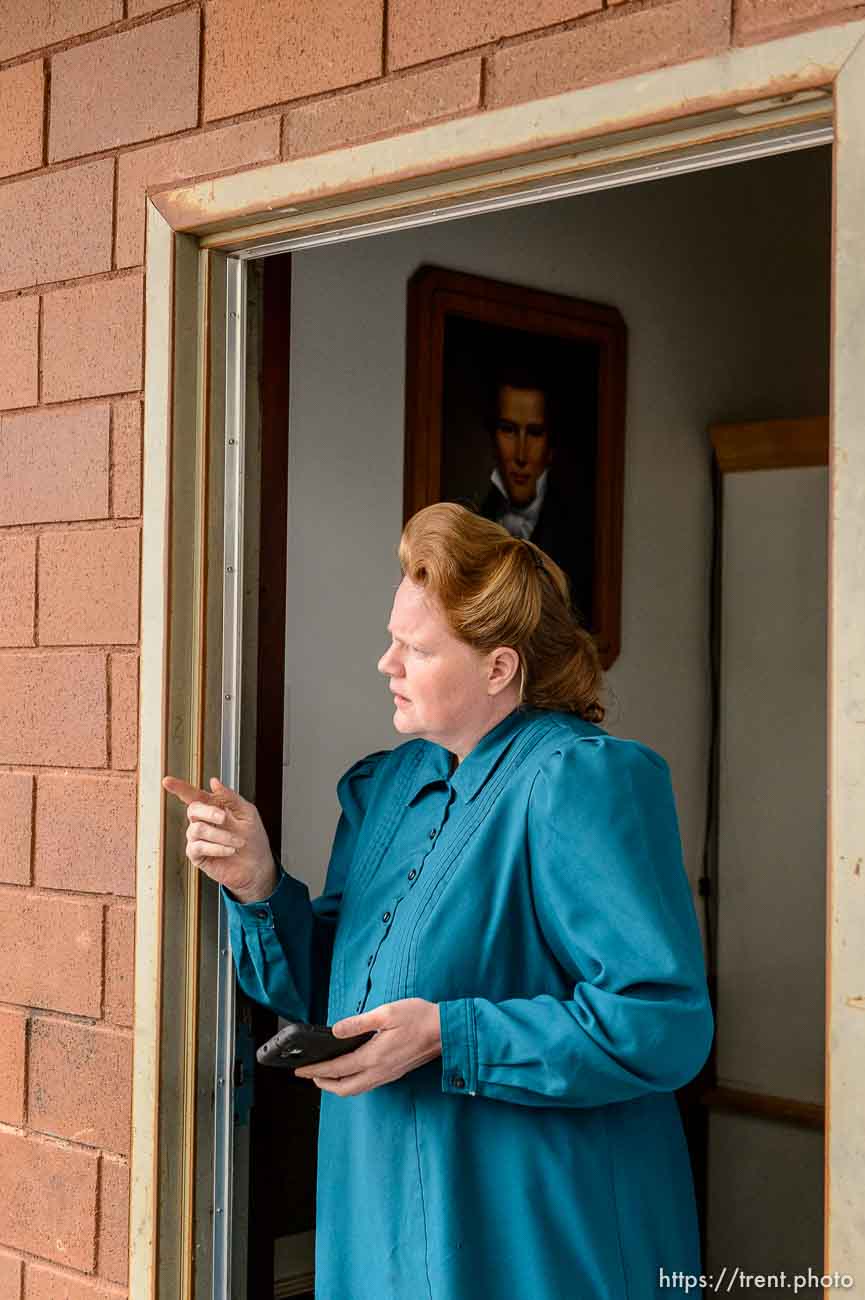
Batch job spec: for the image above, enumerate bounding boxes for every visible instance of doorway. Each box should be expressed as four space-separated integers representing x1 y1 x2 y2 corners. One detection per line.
237 142 831 1297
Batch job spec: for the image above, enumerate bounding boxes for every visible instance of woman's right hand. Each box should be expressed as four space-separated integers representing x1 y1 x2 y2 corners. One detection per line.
162 774 279 904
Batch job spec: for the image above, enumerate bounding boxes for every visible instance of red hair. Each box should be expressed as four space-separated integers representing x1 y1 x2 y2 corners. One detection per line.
398 502 605 722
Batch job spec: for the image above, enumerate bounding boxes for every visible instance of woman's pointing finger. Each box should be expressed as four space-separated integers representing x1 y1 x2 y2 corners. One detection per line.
162 775 209 806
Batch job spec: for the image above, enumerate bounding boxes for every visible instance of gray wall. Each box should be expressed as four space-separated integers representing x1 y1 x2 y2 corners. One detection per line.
719 466 827 1107
280 144 831 894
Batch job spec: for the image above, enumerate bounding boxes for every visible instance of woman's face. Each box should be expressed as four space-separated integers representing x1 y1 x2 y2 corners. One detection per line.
377 577 517 757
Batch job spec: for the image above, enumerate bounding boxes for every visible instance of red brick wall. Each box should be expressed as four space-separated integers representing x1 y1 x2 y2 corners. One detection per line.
0 0 858 1291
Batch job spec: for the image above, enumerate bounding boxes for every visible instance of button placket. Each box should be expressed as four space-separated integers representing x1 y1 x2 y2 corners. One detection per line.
357 887 401 1010
353 778 458 1020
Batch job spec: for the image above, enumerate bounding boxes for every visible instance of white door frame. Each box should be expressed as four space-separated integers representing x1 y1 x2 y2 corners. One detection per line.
133 19 865 1298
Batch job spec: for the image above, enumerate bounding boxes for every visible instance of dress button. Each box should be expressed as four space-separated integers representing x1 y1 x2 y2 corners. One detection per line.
407 868 417 881
429 828 437 839
254 908 269 921
452 1074 466 1089
382 911 391 923
367 954 374 965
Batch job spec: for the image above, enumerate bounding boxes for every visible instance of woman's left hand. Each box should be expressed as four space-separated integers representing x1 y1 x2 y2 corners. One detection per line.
293 998 442 1097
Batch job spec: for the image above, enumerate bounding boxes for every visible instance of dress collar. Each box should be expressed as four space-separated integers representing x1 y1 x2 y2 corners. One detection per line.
405 707 543 806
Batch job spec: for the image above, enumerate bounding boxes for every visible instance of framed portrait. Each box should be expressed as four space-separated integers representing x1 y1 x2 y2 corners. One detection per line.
403 265 627 669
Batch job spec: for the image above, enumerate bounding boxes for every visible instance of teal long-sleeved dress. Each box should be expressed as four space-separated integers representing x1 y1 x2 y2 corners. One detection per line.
223 706 714 1299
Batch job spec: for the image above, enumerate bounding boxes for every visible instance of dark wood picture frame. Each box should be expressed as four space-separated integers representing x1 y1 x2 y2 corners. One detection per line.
404 265 627 668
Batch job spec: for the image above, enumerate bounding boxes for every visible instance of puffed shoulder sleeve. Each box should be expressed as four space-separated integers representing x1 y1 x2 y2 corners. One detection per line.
222 749 389 1023
438 736 714 1107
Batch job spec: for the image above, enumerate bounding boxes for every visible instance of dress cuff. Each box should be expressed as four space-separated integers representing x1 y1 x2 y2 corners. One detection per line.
220 859 290 931
438 998 478 1096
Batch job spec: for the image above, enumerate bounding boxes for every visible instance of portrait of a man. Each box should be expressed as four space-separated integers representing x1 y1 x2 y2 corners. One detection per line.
437 313 600 629
474 361 595 627
404 265 626 666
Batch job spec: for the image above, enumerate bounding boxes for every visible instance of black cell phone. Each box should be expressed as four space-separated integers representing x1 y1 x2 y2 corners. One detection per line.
256 1020 375 1070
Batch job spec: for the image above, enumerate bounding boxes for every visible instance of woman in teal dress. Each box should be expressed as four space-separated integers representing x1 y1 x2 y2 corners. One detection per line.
164 502 714 1299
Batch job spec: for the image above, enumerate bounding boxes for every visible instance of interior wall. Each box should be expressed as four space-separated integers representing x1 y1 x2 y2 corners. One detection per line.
719 465 828 1107
281 144 831 896
708 461 828 1287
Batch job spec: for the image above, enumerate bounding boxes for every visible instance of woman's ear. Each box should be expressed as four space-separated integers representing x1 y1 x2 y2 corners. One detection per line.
487 646 520 696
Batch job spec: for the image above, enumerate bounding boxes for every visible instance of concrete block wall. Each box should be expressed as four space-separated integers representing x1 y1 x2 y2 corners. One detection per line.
0 0 856 1290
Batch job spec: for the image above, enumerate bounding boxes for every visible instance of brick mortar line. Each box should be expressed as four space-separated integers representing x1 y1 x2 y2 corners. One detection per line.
95 1151 106 1283
32 533 40 676
0 522 139 543
0 764 137 776
29 1009 133 1038
0 759 138 769
1 776 136 783
35 294 43 405
382 4 641 73
99 904 109 1022
490 0 700 53
0 647 138 660
110 156 120 273
0 1000 133 1029
0 0 200 75
106 654 114 770
0 883 136 903
0 392 141 418
108 403 116 519
40 57 50 169
0 267 143 307
27 774 36 889
196 0 206 128
215 58 481 130
22 1006 31 1128
0 1116 128 1155
0 520 140 538
0 1240 130 1272
0 520 142 537
287 101 487 162
2 1250 128 1297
